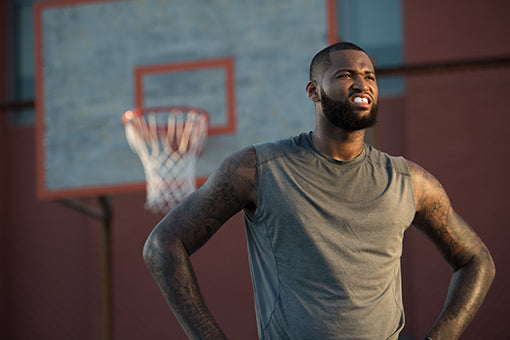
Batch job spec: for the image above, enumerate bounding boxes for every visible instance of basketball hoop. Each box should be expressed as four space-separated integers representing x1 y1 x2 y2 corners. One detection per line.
122 106 209 213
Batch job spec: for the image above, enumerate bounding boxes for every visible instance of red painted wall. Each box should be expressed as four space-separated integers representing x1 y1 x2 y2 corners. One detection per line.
399 0 510 338
3 128 257 339
0 0 9 334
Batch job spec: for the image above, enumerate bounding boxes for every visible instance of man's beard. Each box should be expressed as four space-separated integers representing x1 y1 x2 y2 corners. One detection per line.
320 89 378 131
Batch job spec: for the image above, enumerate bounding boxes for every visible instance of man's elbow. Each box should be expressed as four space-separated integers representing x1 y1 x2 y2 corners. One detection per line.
142 232 160 271
142 228 186 272
484 248 496 283
472 245 496 285
142 230 173 270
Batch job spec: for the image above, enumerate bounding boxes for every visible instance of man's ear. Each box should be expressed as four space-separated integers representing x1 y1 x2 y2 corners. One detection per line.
306 81 320 102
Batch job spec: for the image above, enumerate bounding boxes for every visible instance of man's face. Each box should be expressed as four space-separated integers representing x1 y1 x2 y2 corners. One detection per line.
319 50 379 131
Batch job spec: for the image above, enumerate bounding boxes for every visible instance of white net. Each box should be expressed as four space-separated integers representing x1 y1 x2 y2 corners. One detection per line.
123 107 208 213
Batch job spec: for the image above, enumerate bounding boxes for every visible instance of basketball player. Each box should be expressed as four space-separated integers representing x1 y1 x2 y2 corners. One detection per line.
143 42 495 340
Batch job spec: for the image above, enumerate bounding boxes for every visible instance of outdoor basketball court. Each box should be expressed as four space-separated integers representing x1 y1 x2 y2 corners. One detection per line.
34 3 337 337
0 1 500 339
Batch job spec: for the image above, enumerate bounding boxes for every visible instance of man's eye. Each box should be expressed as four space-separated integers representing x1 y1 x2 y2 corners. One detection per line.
337 74 351 78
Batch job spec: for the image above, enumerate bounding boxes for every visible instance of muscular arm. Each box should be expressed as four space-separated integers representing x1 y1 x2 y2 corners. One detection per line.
408 161 495 340
143 146 257 339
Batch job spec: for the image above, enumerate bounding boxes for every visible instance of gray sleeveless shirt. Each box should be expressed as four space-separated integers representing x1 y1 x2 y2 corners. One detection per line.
244 133 416 340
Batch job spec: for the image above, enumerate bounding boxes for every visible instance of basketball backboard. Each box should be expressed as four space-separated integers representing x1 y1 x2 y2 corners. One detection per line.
35 0 338 200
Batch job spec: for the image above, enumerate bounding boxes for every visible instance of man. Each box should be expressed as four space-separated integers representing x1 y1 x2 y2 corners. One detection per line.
143 42 495 339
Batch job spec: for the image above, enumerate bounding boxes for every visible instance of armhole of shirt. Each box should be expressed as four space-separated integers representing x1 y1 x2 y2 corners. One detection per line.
394 156 417 215
244 143 263 223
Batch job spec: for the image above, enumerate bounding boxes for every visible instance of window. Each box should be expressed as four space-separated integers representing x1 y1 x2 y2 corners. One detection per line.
336 0 404 96
9 0 40 125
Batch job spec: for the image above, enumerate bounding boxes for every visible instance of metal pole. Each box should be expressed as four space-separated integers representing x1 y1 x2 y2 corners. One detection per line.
59 196 114 340
98 196 113 340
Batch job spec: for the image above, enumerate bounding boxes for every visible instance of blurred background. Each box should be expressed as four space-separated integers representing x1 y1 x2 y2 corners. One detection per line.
1 0 509 339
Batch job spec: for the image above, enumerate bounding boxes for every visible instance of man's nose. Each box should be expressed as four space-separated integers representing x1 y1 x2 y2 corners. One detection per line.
352 76 369 91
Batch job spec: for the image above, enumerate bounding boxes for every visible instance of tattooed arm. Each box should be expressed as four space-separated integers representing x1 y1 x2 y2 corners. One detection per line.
408 161 495 340
143 146 257 339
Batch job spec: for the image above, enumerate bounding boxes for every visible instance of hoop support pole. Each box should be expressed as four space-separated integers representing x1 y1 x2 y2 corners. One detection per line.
98 196 113 340
59 196 114 340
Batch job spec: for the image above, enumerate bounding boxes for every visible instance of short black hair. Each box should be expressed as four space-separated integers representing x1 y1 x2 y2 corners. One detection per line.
309 42 367 81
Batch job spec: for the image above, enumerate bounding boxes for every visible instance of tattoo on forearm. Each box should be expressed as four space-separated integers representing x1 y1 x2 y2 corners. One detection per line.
143 147 257 339
409 161 495 339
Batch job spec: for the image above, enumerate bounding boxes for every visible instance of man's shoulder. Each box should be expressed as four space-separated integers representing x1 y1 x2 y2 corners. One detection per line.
253 133 309 160
365 144 411 176
220 132 306 172
255 132 308 148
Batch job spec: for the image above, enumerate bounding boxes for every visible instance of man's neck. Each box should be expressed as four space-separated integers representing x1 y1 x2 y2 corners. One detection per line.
311 128 366 161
